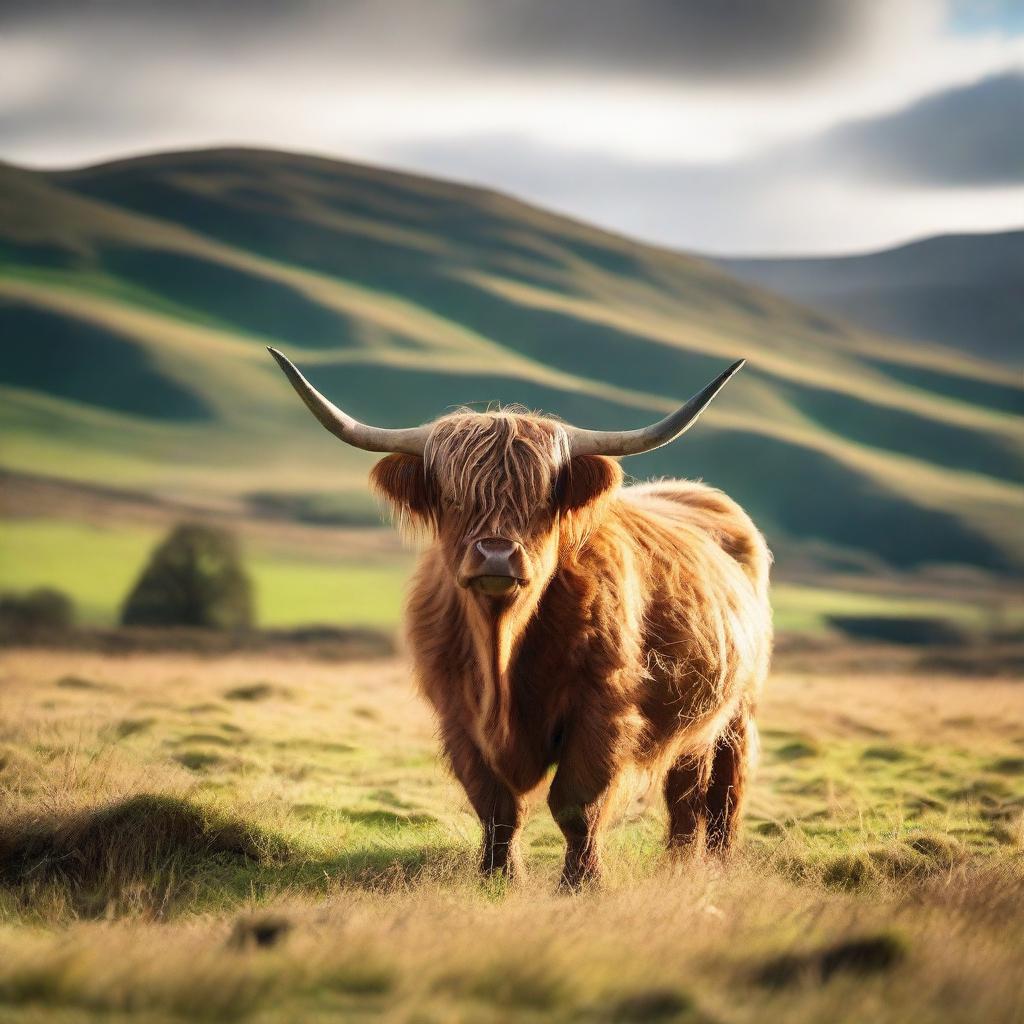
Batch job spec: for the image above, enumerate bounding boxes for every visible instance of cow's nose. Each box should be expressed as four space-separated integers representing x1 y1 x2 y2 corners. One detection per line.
459 537 526 595
475 538 519 560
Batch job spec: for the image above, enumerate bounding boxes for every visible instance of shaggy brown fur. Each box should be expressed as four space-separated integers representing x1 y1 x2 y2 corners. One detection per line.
371 410 771 887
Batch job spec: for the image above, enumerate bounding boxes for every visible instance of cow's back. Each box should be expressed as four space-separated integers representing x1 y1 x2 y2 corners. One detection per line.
621 479 771 594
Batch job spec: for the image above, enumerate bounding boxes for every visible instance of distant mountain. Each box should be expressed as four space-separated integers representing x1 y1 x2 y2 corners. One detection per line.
719 231 1024 367
1 148 1021 576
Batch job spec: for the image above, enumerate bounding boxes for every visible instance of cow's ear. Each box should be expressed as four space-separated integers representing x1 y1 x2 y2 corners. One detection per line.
556 455 622 513
370 454 430 519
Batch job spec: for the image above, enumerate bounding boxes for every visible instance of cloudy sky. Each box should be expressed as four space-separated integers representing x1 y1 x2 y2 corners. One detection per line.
1 0 1022 253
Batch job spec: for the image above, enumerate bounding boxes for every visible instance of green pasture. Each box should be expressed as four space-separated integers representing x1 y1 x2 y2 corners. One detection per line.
0 519 412 629
767 582 1011 634
1 517 1012 635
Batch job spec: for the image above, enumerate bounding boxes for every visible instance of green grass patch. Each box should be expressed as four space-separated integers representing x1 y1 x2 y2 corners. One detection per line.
0 518 410 628
771 583 999 634
4 517 1004 637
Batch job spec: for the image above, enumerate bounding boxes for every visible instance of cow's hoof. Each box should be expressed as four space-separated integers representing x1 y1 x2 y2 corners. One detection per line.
557 860 603 893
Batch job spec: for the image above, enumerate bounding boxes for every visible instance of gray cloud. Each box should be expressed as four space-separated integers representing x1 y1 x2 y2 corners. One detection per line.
385 71 1024 252
0 0 307 30
468 0 874 81
1 0 879 83
397 70 1024 192
817 71 1024 185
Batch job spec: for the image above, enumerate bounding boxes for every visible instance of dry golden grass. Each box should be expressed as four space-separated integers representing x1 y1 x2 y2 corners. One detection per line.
0 648 1022 1022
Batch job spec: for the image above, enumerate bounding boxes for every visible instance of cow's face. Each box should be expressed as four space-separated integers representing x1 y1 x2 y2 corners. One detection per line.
371 412 621 603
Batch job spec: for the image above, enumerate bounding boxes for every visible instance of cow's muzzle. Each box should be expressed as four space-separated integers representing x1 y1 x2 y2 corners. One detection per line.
458 537 527 596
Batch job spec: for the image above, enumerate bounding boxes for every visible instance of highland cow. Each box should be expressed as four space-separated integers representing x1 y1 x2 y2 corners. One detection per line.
270 347 771 888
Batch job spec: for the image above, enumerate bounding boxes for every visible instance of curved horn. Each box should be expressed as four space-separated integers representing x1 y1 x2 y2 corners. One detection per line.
267 347 429 455
567 359 745 457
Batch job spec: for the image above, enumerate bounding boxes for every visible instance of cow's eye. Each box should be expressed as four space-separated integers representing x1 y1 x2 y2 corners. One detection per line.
528 502 552 526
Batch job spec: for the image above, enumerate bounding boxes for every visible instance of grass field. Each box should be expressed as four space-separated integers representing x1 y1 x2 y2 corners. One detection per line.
0 518 412 629
5 515 1018 637
1 648 1021 1022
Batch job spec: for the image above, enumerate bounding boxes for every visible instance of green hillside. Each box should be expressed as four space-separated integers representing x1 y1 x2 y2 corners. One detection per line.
1 148 1022 580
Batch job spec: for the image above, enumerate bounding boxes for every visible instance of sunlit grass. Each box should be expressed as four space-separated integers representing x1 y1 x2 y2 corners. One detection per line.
0 649 1021 1021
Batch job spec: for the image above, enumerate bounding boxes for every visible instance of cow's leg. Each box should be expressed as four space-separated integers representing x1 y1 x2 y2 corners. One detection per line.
547 715 629 889
443 723 525 880
663 751 713 851
704 714 750 853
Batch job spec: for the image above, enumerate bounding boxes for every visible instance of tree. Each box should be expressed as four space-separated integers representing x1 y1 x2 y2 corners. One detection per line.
121 523 253 629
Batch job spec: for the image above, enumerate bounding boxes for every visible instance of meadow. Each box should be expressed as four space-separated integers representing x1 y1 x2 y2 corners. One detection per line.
4 514 1016 638
1 646 1021 1023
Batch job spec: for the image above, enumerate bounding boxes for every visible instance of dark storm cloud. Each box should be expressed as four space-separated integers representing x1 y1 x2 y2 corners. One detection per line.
819 71 1024 185
0 0 304 27
1 0 876 82
0 0 333 51
468 0 873 80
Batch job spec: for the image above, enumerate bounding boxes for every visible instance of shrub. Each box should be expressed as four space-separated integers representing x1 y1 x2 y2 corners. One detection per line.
120 523 253 629
0 587 75 640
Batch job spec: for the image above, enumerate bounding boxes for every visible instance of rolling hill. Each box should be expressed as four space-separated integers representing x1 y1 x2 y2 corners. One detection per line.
720 231 1024 368
1 147 1022 584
